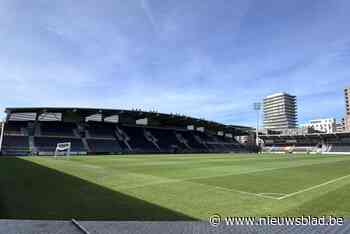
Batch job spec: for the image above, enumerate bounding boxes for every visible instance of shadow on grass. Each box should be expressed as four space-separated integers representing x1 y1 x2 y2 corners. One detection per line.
0 157 196 221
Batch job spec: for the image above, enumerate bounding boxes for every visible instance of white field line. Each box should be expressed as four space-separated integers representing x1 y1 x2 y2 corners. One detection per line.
116 177 281 200
277 174 350 200
101 157 350 177
79 164 103 169
54 157 349 189
258 193 287 197
106 176 281 200
110 175 280 200
203 185 280 200
115 159 350 191
36 157 350 201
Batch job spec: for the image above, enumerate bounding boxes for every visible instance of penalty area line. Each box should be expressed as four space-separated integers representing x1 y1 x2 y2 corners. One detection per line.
277 174 350 200
204 185 280 200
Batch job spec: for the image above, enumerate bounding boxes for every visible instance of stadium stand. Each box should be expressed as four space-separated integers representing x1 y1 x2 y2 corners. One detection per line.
0 107 252 156
40 122 76 137
329 137 350 152
86 139 122 153
119 125 158 153
329 144 350 152
34 137 85 153
3 121 28 135
147 127 185 153
261 133 350 154
85 122 116 139
2 136 30 155
180 131 207 152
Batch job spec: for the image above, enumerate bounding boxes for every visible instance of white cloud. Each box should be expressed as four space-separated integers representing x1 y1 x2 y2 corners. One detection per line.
0 0 350 126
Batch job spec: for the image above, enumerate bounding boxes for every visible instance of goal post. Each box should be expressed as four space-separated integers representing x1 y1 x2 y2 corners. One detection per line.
285 145 295 154
55 142 71 157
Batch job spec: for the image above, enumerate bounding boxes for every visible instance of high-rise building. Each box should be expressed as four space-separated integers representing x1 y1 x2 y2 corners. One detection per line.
263 93 297 130
345 87 350 131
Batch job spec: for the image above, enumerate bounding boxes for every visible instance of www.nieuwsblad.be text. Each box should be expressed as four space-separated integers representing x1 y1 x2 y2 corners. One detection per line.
209 214 344 227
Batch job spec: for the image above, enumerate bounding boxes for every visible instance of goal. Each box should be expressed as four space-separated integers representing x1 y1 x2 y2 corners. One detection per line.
54 142 71 157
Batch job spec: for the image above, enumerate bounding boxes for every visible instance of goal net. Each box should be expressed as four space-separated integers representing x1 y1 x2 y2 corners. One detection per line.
54 142 71 157
284 146 295 154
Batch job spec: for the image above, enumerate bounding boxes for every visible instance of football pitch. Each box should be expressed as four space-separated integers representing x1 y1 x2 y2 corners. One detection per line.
1 153 350 220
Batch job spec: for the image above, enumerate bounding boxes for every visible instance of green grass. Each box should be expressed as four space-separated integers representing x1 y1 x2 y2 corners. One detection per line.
1 153 350 220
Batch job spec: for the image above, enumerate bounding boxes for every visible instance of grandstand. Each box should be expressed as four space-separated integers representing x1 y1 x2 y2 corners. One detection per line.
260 131 350 154
0 107 253 156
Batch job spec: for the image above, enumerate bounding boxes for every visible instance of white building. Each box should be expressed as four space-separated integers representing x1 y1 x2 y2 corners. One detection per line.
302 118 336 133
336 119 345 132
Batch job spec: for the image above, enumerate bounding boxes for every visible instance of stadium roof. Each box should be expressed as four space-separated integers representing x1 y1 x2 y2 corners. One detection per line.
5 107 253 135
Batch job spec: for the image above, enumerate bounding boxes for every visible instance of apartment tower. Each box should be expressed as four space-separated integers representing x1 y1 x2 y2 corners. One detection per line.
263 93 297 130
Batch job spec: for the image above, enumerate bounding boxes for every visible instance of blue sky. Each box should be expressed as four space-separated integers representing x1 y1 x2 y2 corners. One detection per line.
0 0 349 126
